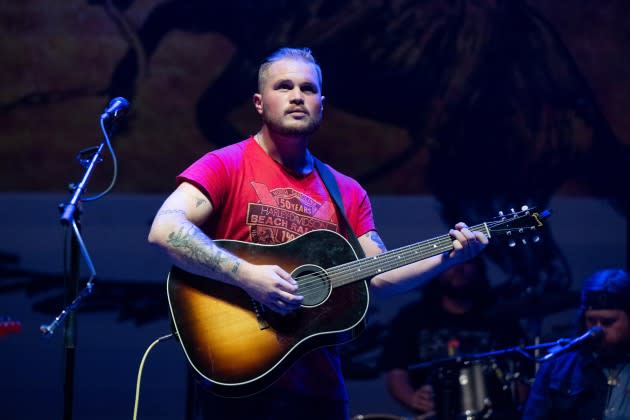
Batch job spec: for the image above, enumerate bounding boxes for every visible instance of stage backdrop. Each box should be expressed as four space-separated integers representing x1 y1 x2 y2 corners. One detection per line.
2 0 630 197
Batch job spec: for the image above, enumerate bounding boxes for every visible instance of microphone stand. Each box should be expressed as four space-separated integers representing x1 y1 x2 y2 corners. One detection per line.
407 338 574 371
41 105 124 420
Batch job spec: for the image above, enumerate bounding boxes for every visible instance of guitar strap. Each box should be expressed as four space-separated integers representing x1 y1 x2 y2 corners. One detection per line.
313 157 366 259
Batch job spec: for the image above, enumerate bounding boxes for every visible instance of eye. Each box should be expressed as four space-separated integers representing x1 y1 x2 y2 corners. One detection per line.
586 317 617 327
277 82 292 91
301 84 317 93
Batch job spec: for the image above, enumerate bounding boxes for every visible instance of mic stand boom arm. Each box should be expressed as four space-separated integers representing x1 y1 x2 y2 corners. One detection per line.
407 339 573 371
59 142 105 225
42 138 106 336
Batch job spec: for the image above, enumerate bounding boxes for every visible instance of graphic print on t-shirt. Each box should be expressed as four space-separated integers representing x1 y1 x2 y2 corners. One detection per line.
248 182 338 244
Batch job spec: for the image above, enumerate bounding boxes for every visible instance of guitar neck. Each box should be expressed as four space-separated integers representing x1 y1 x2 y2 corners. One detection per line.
331 223 490 288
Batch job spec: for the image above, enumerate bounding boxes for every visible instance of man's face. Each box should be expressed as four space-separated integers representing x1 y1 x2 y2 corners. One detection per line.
584 309 630 352
254 58 324 136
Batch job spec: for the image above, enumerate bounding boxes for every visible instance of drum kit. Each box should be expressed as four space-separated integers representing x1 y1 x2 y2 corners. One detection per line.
352 290 581 420
352 354 523 420
417 353 525 419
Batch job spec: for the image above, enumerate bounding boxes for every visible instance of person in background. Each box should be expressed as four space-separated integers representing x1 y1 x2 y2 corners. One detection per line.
381 257 527 419
147 46 488 420
523 268 630 420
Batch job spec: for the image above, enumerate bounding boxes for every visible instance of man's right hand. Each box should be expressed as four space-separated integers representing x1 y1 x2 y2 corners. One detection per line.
239 263 304 315
410 384 435 413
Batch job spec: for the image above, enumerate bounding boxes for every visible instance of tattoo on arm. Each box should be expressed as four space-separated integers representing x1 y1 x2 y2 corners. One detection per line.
366 231 387 253
166 224 241 275
156 209 187 217
195 197 207 208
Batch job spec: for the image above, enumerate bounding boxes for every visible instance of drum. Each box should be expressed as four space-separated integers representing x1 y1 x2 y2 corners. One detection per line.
432 359 516 420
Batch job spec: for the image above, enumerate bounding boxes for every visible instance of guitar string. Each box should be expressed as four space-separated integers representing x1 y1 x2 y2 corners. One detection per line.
293 223 492 296
293 219 533 298
293 232 498 299
293 219 526 298
295 235 455 297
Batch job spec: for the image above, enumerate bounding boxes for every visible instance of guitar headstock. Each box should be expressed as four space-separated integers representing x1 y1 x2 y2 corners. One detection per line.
486 206 551 247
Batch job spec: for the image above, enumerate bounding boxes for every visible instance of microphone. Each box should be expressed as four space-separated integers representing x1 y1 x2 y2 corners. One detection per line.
101 97 129 120
541 326 604 362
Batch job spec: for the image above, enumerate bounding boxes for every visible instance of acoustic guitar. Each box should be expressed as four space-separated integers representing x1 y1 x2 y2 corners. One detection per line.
167 207 550 397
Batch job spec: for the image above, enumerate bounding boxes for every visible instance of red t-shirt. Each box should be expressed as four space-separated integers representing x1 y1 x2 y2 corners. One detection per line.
176 136 376 401
177 136 374 243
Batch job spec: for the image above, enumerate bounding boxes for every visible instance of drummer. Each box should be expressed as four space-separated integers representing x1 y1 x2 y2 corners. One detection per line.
380 258 528 419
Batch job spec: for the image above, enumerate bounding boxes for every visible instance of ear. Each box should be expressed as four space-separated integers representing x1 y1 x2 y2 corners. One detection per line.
253 93 263 115
320 95 325 111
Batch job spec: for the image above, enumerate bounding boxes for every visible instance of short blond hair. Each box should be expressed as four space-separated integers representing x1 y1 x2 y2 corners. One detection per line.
257 47 322 93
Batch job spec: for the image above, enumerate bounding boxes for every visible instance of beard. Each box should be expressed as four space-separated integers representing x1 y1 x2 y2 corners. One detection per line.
262 110 322 136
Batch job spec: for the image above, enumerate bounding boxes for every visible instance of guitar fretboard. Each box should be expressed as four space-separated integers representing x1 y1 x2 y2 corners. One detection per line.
324 223 490 288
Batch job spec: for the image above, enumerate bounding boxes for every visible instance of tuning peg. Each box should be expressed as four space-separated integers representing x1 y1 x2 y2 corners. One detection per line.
505 230 516 247
498 210 504 217
521 205 529 211
510 208 516 215
532 235 540 243
521 238 527 245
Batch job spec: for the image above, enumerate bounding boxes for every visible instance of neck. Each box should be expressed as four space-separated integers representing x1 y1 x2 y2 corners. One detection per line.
254 129 313 176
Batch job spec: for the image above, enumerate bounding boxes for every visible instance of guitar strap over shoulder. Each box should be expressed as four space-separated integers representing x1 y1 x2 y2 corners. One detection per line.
313 157 366 259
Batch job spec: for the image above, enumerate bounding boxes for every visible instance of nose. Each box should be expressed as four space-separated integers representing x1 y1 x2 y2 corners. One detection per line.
288 87 304 104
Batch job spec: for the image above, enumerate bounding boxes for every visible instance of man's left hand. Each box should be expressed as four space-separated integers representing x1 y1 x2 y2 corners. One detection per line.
448 222 488 263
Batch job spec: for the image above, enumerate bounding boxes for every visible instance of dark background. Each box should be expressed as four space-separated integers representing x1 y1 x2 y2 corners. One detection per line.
1 1 629 418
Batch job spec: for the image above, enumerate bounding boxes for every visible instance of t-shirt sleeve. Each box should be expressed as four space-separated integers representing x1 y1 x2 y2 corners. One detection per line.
176 151 230 209
352 186 375 237
333 171 376 237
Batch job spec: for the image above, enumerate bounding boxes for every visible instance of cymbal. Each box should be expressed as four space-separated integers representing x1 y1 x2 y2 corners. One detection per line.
485 289 580 319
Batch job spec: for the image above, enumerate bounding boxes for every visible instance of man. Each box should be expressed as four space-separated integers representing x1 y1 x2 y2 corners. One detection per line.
523 268 630 419
148 47 487 420
381 258 526 419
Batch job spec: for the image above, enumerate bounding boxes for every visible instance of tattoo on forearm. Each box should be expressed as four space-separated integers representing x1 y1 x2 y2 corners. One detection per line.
209 248 226 268
230 262 240 274
366 231 387 253
166 224 241 275
156 209 187 217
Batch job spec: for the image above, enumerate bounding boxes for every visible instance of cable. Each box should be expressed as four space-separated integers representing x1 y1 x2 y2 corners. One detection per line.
132 332 175 420
82 116 119 201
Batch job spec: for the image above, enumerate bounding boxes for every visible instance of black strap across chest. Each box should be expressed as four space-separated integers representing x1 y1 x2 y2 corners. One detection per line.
313 157 366 259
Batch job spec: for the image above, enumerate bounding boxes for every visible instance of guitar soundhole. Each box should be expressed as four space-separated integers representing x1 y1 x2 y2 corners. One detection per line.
293 264 331 307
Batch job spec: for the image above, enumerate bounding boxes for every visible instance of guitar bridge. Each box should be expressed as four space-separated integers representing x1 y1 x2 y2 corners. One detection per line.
251 299 269 330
